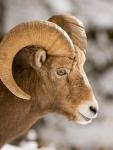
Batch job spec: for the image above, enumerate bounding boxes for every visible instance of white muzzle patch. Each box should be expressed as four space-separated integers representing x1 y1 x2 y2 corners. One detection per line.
77 98 99 125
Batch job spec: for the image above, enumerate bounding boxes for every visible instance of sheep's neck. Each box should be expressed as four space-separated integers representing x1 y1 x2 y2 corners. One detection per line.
0 47 50 147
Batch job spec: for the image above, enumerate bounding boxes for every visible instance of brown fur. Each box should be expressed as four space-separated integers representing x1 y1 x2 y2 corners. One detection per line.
0 46 93 148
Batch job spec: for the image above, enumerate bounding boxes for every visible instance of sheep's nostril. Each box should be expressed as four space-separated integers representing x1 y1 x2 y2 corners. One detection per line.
89 106 97 115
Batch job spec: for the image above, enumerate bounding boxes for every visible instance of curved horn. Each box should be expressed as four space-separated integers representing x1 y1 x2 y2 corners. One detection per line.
0 21 75 100
48 15 87 53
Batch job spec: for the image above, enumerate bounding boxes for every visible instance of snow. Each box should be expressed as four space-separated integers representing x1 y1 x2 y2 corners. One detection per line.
2 144 57 150
2 144 27 150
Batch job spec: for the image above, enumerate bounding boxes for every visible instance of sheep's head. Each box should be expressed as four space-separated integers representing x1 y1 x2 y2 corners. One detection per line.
0 15 98 125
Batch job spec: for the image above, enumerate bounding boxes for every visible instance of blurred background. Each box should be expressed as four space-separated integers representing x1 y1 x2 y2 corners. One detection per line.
0 0 113 150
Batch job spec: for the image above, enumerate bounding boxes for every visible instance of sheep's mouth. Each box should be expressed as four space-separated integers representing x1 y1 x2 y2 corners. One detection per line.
79 112 91 122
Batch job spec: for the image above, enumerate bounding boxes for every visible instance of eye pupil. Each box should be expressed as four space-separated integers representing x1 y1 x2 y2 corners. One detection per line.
57 69 67 76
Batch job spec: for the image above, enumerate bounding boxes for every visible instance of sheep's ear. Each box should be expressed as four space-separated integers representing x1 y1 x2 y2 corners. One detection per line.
34 49 46 68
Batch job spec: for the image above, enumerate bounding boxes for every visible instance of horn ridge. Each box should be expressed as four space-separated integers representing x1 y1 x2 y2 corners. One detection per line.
0 20 75 100
48 15 87 53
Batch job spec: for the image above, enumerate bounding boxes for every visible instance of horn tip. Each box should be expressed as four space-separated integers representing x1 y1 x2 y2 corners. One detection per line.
18 94 31 100
23 95 31 100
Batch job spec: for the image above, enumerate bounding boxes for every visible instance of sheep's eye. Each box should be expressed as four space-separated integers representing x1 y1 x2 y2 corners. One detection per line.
56 68 69 76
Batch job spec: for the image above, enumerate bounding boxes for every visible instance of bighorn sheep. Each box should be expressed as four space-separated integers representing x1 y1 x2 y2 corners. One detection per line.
0 15 98 148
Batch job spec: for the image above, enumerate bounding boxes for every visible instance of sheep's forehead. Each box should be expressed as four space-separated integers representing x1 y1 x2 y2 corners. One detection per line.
48 51 86 70
49 57 73 69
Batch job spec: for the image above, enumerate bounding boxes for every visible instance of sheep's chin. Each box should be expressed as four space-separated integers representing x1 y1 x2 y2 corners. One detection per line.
77 119 92 125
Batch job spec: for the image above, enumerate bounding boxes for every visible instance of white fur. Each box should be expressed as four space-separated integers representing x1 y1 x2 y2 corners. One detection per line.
77 95 99 124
